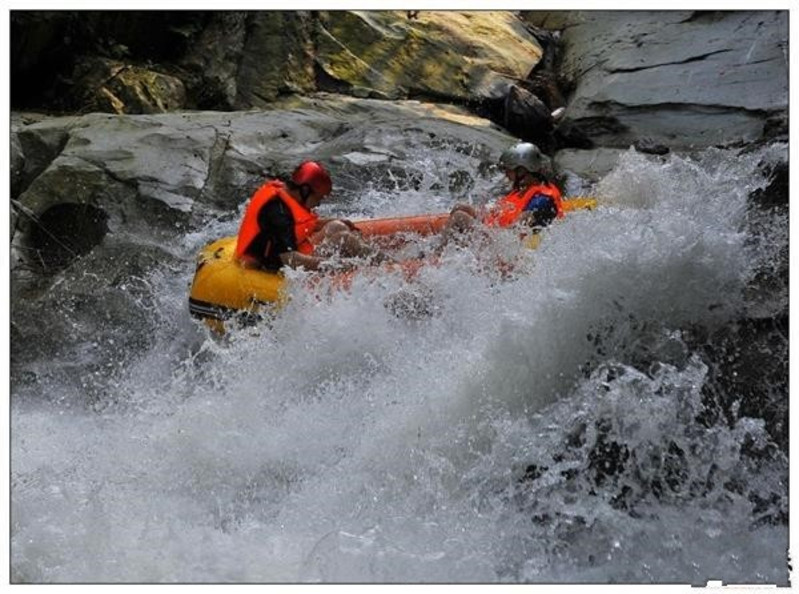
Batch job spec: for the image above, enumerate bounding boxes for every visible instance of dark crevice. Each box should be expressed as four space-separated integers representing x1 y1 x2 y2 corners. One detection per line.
736 57 780 68
26 203 109 272
313 60 355 96
585 100 772 118
609 49 733 74
200 130 231 204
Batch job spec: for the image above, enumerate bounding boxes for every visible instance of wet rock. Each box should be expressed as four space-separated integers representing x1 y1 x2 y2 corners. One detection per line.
551 119 595 153
11 96 517 277
542 10 788 149
12 9 787 158
13 160 124 273
633 136 670 155
502 84 557 152
26 203 109 271
69 57 187 114
11 112 214 273
12 10 546 114
220 12 315 108
524 72 566 113
521 21 562 75
10 239 183 403
315 11 543 103
11 11 204 111
519 11 575 30
10 128 25 200
762 112 789 143
696 315 788 452
106 66 186 114
749 161 788 209
11 112 69 200
554 148 626 181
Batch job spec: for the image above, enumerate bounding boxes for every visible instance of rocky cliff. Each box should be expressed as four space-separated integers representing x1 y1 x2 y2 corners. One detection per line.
11 10 788 275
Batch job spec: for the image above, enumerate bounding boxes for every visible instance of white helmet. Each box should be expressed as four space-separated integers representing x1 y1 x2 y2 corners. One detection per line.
498 142 553 179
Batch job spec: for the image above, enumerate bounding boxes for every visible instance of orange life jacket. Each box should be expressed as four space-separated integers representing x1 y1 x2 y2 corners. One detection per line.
235 180 319 263
483 182 563 228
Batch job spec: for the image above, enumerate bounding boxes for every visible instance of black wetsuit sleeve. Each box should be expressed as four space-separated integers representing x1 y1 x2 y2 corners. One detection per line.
243 199 297 270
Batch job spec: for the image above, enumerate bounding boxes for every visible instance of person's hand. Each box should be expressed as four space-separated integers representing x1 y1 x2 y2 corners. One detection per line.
450 203 478 218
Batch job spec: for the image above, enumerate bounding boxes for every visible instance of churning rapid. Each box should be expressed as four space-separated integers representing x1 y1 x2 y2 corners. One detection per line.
10 142 788 584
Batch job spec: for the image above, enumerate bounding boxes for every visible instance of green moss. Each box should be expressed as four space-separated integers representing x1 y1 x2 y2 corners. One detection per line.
317 11 492 100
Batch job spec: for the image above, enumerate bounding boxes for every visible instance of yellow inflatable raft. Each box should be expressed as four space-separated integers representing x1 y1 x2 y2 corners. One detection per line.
189 198 597 331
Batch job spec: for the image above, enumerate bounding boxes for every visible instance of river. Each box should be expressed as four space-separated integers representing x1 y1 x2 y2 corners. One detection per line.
10 141 789 583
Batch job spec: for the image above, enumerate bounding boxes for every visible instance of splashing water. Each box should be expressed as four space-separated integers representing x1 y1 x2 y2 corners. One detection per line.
10 143 788 583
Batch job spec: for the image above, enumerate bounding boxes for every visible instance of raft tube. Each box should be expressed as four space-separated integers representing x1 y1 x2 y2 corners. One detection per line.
188 212 450 331
188 199 597 331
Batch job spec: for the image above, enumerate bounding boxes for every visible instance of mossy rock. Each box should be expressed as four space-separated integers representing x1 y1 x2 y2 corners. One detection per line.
316 11 543 102
102 66 187 114
69 57 187 114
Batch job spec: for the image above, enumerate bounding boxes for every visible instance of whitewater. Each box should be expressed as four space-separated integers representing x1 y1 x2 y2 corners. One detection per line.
10 142 789 583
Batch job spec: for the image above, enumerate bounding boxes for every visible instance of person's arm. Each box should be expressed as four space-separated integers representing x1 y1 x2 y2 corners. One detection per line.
315 217 358 232
279 250 327 271
263 206 354 271
257 201 307 270
449 203 478 218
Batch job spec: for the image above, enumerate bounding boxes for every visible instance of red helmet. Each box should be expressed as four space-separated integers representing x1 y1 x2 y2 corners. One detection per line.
291 161 332 197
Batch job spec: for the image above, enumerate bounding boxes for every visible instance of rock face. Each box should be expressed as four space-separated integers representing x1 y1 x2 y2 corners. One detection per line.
10 11 202 110
315 11 542 102
524 10 789 149
10 96 513 274
71 58 188 114
181 12 317 109
11 10 788 159
11 11 544 114
10 9 790 267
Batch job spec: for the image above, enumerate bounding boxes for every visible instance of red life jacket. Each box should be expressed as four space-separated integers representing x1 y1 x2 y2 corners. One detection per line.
235 180 319 264
483 182 563 228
